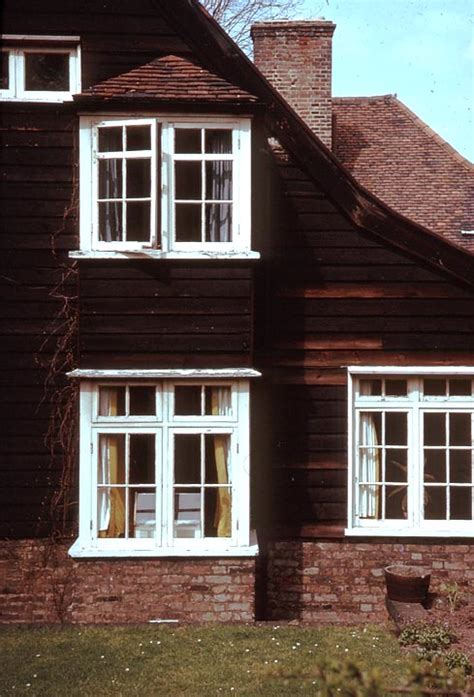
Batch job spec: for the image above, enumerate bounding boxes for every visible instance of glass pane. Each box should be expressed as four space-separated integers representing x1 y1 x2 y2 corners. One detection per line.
204 386 232 416
131 489 155 538
205 203 232 243
24 52 69 91
424 486 446 520
205 434 230 485
424 449 446 483
174 434 201 484
99 201 122 242
99 387 126 416
175 161 201 200
385 412 407 445
205 129 232 154
175 203 201 242
175 386 202 415
358 448 381 482
98 126 122 152
98 434 126 484
175 128 201 154
1 52 9 89
174 488 201 538
359 379 382 396
205 487 232 537
126 159 150 198
450 450 472 483
386 485 408 519
385 379 407 396
359 412 381 446
99 159 122 199
126 202 150 242
450 379 472 396
449 413 471 446
205 161 232 200
129 434 155 484
424 378 447 396
386 449 407 482
450 488 472 520
129 387 155 416
97 487 126 538
424 413 446 446
358 484 380 519
126 125 151 151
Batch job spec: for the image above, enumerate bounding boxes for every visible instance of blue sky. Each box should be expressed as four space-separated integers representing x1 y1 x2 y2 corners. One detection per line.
300 0 473 161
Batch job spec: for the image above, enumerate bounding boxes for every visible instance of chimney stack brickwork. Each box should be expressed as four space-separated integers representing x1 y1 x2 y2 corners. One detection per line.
251 21 336 150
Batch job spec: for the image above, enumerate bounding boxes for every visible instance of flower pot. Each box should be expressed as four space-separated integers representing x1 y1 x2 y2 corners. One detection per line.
384 564 431 603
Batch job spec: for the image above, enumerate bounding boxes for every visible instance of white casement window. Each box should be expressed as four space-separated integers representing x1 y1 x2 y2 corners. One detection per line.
70 377 256 557
77 115 254 258
347 368 474 537
0 36 81 102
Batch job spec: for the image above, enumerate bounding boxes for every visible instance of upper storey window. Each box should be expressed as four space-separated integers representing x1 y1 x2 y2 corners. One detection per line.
78 116 253 257
0 36 81 102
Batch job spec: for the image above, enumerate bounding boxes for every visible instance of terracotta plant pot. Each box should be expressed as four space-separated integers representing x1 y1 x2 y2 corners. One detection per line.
384 564 431 604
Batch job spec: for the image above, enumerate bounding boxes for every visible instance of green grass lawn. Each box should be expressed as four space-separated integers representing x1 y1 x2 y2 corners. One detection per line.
1 624 414 696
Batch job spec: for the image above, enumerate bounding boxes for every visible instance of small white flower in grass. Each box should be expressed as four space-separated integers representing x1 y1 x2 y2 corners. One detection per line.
139 642 143 646
197 639 202 643
36 654 41 658
274 659 278 663
264 660 268 664
125 668 130 672
276 642 280 646
344 648 349 653
231 688 235 692
296 642 300 646
245 648 250 652
26 684 31 688
100 655 105 659
292 646 297 650
336 644 340 648
314 643 318 647
33 675 37 679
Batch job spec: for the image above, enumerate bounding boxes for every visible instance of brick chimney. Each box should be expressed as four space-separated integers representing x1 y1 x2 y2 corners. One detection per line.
251 20 336 149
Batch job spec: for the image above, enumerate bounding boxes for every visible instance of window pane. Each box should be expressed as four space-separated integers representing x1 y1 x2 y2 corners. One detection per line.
132 489 155 538
424 486 446 520
98 434 126 484
450 379 472 396
385 412 407 445
174 434 201 484
97 488 126 538
205 129 232 154
126 125 150 151
1 52 9 89
24 52 69 91
205 487 232 537
205 434 230 485
175 161 201 200
359 412 381 445
129 434 155 484
204 386 232 416
175 128 201 154
99 387 125 416
129 387 155 416
424 449 446 483
359 379 382 396
126 159 150 198
449 413 471 446
386 449 407 482
358 484 380 519
386 485 408 519
126 202 150 242
424 378 447 396
175 386 201 415
424 413 446 446
385 379 407 396
205 203 232 242
450 450 472 483
450 488 472 520
99 159 122 199
99 201 122 242
175 203 201 242
206 161 232 200
174 488 201 538
98 127 123 152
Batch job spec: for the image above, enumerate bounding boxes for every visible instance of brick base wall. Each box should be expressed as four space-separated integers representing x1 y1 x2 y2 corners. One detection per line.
0 541 256 624
265 540 474 623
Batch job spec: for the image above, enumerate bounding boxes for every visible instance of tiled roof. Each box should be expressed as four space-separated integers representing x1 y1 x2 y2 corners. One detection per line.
333 95 474 251
77 54 259 104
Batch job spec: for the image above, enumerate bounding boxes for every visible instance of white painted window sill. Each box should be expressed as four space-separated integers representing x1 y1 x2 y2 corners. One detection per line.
69 250 260 260
345 528 474 538
69 540 259 559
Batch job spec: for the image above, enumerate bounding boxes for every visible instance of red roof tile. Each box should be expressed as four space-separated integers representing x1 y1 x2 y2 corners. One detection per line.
333 95 474 252
77 54 259 104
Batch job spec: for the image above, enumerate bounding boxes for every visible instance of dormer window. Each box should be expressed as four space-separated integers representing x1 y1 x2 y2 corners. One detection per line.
78 115 254 258
0 35 81 102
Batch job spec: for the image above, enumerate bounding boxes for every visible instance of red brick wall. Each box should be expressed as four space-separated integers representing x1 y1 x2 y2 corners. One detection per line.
251 20 336 149
0 541 255 624
266 540 474 623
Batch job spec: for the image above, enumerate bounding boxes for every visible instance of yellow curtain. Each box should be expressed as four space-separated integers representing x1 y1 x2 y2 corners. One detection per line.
98 388 126 538
212 389 231 537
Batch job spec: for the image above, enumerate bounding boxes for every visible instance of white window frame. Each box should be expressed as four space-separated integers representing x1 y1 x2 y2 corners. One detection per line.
69 375 257 558
76 114 257 259
347 366 474 537
0 36 81 102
